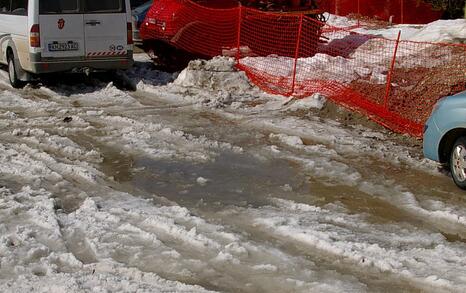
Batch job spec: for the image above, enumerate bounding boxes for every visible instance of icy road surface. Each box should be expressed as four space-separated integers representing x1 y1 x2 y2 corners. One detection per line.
0 55 466 293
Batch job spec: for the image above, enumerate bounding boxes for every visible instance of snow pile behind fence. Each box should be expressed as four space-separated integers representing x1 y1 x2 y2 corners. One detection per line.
142 0 466 137
316 0 442 24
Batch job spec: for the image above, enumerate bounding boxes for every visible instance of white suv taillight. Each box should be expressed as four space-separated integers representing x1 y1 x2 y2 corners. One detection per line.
30 24 40 48
127 22 133 45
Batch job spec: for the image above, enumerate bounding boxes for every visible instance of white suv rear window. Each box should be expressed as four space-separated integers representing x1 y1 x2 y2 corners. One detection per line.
39 0 79 14
84 0 123 13
39 0 124 14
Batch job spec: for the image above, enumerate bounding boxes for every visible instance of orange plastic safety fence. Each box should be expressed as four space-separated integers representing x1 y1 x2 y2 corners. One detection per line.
316 0 442 24
141 1 466 137
140 0 239 57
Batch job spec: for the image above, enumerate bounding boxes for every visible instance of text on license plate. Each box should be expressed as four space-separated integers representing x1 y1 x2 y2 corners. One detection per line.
48 41 79 52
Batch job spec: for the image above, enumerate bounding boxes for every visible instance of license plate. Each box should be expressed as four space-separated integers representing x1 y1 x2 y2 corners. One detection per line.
48 41 79 52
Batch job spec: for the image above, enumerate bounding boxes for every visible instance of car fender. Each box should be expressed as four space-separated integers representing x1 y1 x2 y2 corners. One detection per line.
423 115 442 161
437 108 466 136
430 107 466 163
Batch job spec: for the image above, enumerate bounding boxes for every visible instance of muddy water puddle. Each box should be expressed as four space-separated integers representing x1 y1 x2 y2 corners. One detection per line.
130 152 305 208
98 149 429 292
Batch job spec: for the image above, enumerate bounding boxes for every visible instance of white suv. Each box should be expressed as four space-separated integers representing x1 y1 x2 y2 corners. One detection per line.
0 0 134 88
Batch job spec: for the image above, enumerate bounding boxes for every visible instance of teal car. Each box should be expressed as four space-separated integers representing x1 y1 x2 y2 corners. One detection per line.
424 90 466 189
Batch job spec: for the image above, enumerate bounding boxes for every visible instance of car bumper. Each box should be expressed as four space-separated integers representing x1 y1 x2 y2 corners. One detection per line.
29 51 134 74
423 117 442 162
133 29 143 45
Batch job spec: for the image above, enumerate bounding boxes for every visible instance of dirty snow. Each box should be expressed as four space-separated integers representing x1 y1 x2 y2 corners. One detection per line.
327 13 466 43
356 19 466 43
1 14 466 293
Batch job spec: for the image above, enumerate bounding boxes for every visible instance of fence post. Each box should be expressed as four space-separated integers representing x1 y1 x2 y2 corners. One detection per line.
290 14 304 96
384 30 401 110
357 0 361 26
400 0 404 24
236 5 242 61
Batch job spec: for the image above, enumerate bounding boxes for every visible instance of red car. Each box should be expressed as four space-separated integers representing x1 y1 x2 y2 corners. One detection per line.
139 0 239 68
140 0 185 42
140 0 324 69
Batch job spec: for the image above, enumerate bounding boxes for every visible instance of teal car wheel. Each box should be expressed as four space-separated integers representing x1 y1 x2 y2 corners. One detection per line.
451 137 466 190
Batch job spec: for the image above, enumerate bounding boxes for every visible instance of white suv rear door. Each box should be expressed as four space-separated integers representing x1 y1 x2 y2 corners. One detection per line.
39 0 85 58
83 0 128 58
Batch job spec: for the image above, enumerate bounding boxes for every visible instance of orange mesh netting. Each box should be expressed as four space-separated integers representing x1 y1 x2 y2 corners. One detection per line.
316 0 443 24
141 0 466 137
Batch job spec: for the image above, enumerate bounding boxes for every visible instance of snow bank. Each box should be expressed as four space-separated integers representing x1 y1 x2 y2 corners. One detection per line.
239 16 465 100
173 57 255 94
133 54 330 114
241 53 388 85
241 18 466 89
405 19 466 43
133 55 289 110
356 19 466 43
325 13 359 28
327 13 466 44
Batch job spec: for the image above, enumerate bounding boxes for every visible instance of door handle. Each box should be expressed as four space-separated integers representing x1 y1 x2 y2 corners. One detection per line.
86 20 101 26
